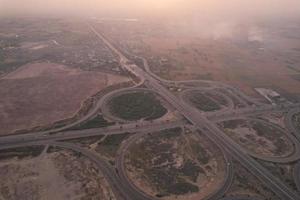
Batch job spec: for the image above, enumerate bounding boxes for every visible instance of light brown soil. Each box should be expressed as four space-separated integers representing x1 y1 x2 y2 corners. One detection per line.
225 160 279 199
221 120 293 157
125 129 226 200
143 36 300 97
0 62 129 135
0 147 115 200
259 112 286 128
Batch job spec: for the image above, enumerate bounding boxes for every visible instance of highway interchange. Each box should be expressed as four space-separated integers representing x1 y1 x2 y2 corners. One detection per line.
0 24 300 200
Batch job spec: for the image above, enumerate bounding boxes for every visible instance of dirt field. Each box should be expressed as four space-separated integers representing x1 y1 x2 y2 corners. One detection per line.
219 119 293 157
0 146 115 200
99 21 300 99
225 160 280 199
0 62 129 135
125 128 226 200
144 36 300 97
258 112 286 129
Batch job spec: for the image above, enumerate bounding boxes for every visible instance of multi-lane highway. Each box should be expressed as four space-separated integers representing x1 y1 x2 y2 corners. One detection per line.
219 195 264 200
0 121 185 200
1 23 300 200
115 128 234 200
285 108 300 142
209 103 299 121
0 120 184 148
50 141 146 200
88 24 300 200
295 161 300 192
214 117 300 163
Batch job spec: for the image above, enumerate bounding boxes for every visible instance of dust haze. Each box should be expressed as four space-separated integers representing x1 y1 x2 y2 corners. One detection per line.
1 0 300 21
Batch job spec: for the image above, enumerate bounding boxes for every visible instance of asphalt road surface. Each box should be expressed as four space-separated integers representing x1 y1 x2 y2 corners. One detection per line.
89 24 300 200
0 23 299 200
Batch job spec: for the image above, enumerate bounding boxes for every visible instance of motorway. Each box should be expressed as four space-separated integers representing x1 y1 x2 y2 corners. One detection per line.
0 24 299 200
219 195 264 200
0 120 184 148
88 25 300 200
0 120 186 200
295 161 300 192
140 56 264 107
216 117 300 163
115 128 234 200
209 103 299 121
0 120 231 200
50 141 145 200
285 108 300 142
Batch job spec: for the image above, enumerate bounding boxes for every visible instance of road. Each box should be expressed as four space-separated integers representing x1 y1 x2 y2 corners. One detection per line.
115 128 234 200
285 108 300 142
294 161 300 192
115 131 159 200
213 117 300 163
140 56 264 107
0 120 184 149
0 120 184 200
219 195 264 200
208 103 299 122
1 24 299 200
89 24 300 200
293 161 300 191
49 142 146 200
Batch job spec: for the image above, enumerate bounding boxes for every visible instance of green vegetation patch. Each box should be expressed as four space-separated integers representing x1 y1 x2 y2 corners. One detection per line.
166 182 199 195
0 145 44 160
222 119 245 129
61 135 104 148
187 91 221 112
126 128 213 197
108 91 167 121
251 121 290 154
95 132 132 159
190 142 210 165
67 115 115 131
220 119 292 156
258 160 297 192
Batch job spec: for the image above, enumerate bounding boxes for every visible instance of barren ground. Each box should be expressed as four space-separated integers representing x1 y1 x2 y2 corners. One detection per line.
220 119 293 157
125 128 226 200
225 160 279 199
143 36 300 98
0 62 129 135
100 21 300 98
0 146 115 200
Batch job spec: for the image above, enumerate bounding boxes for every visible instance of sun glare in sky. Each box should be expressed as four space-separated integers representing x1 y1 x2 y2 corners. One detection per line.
1 0 300 19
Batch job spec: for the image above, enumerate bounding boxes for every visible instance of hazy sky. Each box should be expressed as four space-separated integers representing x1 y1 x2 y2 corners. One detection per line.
1 0 300 20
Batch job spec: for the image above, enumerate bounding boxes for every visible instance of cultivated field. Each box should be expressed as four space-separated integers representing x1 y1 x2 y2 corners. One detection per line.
0 62 129 135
